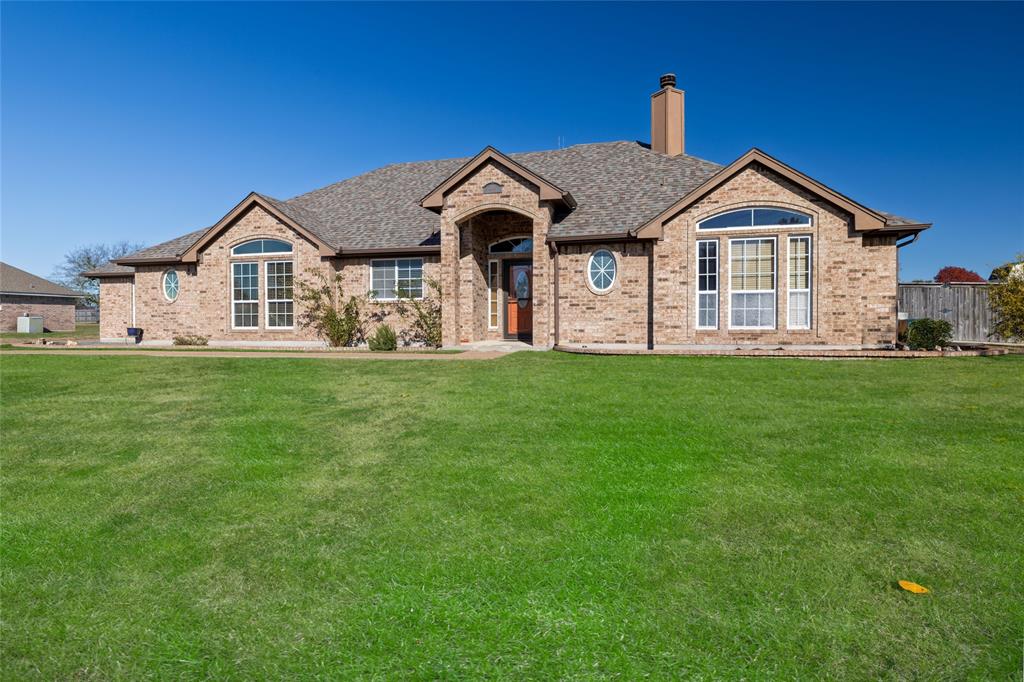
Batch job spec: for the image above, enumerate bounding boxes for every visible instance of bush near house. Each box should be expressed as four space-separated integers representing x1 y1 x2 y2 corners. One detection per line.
297 270 364 347
172 334 209 346
906 318 953 349
367 324 397 351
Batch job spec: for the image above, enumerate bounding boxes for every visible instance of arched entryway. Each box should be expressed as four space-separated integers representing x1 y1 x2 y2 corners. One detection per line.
451 207 542 345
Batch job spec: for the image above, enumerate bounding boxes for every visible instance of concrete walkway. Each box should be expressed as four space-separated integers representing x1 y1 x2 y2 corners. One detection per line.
0 349 508 361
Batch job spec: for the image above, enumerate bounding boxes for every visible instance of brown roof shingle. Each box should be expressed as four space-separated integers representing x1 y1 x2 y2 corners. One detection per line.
112 141 927 260
0 262 84 297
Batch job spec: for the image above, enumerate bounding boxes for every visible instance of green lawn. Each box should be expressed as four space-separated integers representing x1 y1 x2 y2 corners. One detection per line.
1 353 1021 679
1 322 98 340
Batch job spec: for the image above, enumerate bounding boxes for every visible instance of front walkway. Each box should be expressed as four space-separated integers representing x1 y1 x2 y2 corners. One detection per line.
0 348 508 361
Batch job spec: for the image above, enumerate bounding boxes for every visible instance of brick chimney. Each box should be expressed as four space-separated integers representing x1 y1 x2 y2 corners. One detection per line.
651 73 684 156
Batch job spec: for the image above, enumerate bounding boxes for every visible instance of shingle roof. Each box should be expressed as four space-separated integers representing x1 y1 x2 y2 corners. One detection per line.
113 140 927 260
0 261 84 297
82 261 135 277
118 227 210 262
877 211 929 228
281 141 723 247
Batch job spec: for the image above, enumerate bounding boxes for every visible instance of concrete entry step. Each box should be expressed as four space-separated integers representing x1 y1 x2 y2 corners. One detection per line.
456 340 546 353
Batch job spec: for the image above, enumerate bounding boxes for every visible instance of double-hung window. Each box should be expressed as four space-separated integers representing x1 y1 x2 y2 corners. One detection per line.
371 258 423 300
266 261 294 328
729 238 776 329
788 236 812 329
232 262 259 329
696 240 718 329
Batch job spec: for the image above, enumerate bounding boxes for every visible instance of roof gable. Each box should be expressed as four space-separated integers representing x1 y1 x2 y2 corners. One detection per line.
419 146 576 211
635 149 891 239
176 193 337 263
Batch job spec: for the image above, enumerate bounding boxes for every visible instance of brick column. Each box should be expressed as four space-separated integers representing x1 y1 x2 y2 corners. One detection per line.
440 212 461 346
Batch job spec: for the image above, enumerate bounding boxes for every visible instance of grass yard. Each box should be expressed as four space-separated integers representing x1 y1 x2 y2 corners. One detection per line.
1 353 1022 679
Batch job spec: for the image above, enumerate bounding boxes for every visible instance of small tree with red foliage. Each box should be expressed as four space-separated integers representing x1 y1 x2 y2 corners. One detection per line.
934 266 985 283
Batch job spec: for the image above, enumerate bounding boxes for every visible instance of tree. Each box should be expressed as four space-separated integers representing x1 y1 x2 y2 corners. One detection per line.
934 266 985 283
51 241 144 306
988 254 1024 341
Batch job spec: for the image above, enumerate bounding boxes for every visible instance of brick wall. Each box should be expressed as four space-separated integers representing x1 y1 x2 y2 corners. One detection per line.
0 294 76 332
556 242 651 346
99 205 440 345
645 164 898 347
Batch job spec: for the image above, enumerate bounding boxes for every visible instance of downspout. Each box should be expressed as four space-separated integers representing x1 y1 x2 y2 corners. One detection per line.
550 240 559 348
894 232 919 348
647 242 655 350
130 279 136 327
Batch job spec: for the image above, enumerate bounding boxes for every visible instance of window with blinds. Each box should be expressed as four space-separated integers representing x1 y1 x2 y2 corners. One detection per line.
788 236 811 329
729 238 776 329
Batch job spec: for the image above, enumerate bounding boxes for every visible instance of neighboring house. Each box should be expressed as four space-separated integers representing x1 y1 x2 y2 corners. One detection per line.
0 262 84 332
85 74 931 349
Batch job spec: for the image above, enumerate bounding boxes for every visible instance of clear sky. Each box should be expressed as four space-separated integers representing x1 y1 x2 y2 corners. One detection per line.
2 1 1022 281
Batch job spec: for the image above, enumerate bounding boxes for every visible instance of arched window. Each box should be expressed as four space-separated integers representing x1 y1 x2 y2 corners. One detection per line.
588 250 617 292
698 208 811 230
489 237 533 254
230 238 293 256
482 182 503 195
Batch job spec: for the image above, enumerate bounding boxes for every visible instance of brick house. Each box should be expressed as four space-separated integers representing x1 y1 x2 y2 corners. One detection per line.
86 75 930 349
0 262 83 332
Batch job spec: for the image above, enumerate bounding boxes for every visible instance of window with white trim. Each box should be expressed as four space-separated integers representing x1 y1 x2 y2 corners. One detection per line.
729 238 776 329
162 269 179 302
788 236 811 329
232 262 259 329
266 261 294 328
698 207 811 230
371 258 423 300
588 249 617 292
696 240 718 329
231 239 293 256
488 260 499 329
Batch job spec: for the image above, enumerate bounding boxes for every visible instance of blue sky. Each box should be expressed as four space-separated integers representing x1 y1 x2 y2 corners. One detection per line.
2 1 1021 281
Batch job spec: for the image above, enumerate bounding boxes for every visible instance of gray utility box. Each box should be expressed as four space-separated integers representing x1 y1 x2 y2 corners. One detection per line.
17 315 44 334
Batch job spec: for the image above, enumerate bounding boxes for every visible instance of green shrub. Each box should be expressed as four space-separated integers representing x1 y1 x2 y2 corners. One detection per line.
367 324 398 351
395 277 443 348
988 254 1024 341
172 334 209 346
297 270 364 347
906 318 953 350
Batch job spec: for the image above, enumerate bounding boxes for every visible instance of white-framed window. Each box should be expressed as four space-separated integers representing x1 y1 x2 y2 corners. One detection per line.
729 237 776 329
788 236 812 329
698 207 811 231
162 269 179 302
231 239 293 256
370 258 423 300
488 260 499 329
587 249 617 292
232 262 259 329
265 260 294 329
696 240 718 329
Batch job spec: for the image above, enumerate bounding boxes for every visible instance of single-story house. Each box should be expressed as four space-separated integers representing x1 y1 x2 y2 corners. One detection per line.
0 261 83 332
85 74 931 349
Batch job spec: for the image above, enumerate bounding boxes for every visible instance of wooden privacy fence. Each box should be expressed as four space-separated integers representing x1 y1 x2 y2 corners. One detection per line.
898 282 995 343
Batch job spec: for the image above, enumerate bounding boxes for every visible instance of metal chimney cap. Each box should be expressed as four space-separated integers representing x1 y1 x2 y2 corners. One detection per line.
659 73 677 89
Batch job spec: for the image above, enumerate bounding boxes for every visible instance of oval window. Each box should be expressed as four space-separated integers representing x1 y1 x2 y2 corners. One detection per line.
588 250 616 292
515 269 530 307
163 270 180 302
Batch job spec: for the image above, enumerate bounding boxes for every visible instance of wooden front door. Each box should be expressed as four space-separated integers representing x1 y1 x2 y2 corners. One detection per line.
504 261 533 340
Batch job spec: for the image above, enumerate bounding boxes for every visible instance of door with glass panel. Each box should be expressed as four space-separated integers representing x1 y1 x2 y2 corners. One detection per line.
503 260 533 341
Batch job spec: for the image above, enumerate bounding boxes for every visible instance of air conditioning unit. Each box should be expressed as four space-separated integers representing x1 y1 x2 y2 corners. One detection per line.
17 315 43 334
